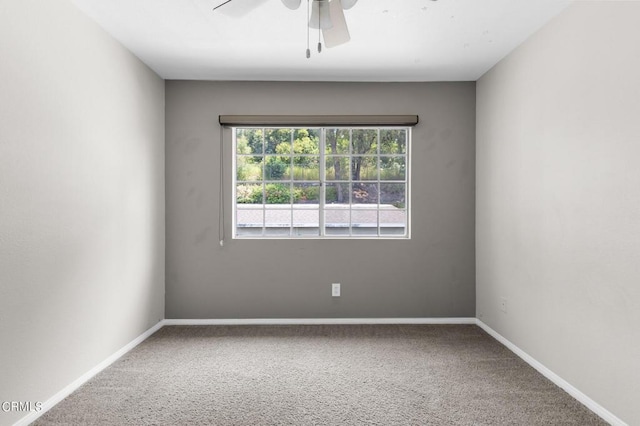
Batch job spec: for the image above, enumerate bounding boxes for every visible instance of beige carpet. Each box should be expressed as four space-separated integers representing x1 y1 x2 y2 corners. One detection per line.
34 325 606 425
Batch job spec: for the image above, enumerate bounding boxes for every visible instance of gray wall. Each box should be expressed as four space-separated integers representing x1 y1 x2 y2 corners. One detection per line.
166 81 475 319
476 2 640 424
0 1 165 424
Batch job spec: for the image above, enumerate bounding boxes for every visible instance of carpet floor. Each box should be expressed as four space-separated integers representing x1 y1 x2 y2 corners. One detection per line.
34 325 606 425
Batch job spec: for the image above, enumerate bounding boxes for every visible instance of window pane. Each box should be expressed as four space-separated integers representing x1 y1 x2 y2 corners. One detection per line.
265 227 291 237
352 209 378 228
265 208 292 236
352 227 379 236
293 209 319 226
294 183 319 205
293 156 320 180
265 208 291 227
295 227 320 237
380 157 406 181
237 129 263 155
325 129 350 155
352 129 377 155
380 209 406 235
325 156 350 181
236 156 263 181
325 227 350 236
352 183 378 204
351 157 377 181
265 128 293 154
325 208 350 235
325 183 350 205
380 183 406 208
236 207 264 231
325 208 350 226
236 183 263 204
265 156 290 180
352 209 378 236
236 227 264 237
293 209 319 236
264 183 292 204
380 129 407 154
293 129 320 156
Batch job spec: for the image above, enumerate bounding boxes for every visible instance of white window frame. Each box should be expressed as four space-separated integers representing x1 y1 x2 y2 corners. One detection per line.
232 126 411 239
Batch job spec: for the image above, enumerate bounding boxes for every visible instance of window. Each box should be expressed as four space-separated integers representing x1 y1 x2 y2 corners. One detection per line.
233 126 410 238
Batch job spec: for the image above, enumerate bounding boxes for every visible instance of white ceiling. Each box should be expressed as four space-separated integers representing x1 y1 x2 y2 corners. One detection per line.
71 0 571 82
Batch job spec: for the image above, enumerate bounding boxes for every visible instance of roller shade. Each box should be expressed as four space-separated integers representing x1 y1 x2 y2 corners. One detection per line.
219 115 419 127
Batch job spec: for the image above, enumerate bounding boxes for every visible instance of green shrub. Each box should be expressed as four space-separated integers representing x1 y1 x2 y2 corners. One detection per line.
238 183 330 205
325 186 338 203
265 183 291 204
265 157 288 180
293 185 319 203
236 185 262 204
236 165 251 181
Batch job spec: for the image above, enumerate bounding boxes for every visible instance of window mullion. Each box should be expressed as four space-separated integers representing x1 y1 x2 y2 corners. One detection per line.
319 128 326 237
377 128 381 237
348 128 353 237
261 128 266 237
289 129 294 237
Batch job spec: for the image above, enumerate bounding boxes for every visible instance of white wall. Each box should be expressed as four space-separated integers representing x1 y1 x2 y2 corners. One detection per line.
477 2 640 424
0 1 165 424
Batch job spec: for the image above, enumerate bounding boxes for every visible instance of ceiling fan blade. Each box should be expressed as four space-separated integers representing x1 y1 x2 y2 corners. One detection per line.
281 0 302 10
340 0 357 10
323 0 350 48
212 0 233 11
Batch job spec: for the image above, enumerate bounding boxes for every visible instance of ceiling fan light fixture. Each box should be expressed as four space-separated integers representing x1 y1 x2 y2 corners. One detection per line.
281 0 302 10
340 0 357 10
309 0 333 30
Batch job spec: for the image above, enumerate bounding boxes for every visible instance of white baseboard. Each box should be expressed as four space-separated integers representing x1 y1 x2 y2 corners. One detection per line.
476 320 626 426
14 320 164 426
162 317 477 326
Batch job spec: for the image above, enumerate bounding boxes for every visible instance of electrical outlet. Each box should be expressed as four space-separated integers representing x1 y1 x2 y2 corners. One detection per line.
500 297 507 313
332 283 341 297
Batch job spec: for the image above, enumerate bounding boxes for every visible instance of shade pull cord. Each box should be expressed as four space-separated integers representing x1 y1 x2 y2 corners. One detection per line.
218 125 225 247
306 0 311 58
317 3 322 53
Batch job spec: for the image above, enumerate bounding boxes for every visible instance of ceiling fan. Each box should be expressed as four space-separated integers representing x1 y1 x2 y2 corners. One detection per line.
213 0 358 58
